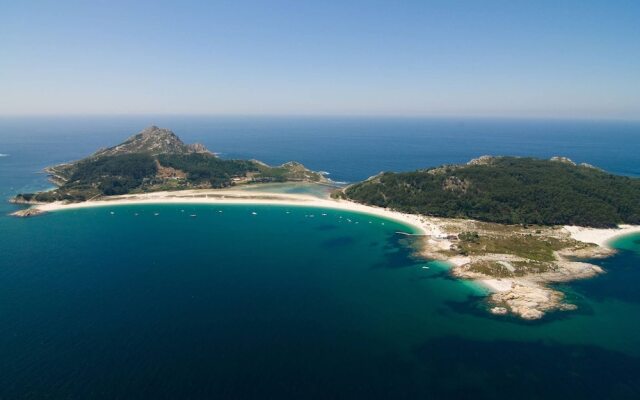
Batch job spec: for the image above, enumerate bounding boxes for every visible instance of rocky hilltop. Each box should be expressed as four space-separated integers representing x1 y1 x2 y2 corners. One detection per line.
92 125 211 157
45 126 212 185
14 126 329 203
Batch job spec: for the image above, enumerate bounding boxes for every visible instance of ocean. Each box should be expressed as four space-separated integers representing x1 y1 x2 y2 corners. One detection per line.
1 116 640 398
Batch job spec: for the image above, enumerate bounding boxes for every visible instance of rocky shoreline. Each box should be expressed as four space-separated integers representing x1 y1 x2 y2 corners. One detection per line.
10 187 639 321
453 257 605 320
415 216 634 320
11 208 46 217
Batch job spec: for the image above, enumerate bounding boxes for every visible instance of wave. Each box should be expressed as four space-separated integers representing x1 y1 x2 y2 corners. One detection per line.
0 153 9 157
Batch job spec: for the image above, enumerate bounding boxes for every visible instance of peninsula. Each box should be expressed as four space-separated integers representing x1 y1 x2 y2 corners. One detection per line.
10 127 640 320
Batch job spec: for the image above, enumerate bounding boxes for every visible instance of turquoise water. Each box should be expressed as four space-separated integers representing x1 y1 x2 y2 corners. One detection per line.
2 117 640 398
1 205 640 398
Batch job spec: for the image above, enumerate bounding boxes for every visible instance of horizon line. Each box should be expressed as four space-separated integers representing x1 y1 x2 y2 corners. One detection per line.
0 113 639 123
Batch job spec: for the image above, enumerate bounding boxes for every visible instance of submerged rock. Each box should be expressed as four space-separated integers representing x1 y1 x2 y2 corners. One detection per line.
489 283 559 320
490 306 508 315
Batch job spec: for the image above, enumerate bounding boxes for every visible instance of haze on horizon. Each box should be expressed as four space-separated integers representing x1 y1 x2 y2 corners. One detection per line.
1 0 639 120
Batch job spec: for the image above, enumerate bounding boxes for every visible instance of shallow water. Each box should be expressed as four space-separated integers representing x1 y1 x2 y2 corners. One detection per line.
1 117 640 398
0 205 639 398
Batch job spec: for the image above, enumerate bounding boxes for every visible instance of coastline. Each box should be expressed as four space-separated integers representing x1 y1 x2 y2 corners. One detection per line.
12 187 640 320
462 224 640 319
12 188 434 235
564 224 640 248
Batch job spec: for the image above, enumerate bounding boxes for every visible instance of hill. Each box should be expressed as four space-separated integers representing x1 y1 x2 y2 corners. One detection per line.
14 126 328 203
341 156 640 228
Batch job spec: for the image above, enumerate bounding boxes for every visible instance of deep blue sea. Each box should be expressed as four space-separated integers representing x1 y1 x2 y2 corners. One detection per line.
1 116 640 399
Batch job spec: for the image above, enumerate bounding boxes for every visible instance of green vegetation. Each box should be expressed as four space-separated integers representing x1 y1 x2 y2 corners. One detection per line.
463 260 555 278
157 153 258 188
458 233 566 262
344 157 640 228
452 226 573 277
255 161 326 183
458 231 480 243
12 126 328 203
72 153 158 195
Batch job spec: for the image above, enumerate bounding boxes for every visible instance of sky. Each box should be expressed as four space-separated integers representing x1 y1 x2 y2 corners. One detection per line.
1 0 639 119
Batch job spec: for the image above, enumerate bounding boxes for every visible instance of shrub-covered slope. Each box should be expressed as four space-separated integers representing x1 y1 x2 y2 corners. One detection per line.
343 156 640 227
14 126 328 203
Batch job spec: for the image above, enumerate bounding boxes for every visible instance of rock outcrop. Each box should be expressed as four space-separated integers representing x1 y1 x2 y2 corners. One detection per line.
11 208 46 217
92 126 212 158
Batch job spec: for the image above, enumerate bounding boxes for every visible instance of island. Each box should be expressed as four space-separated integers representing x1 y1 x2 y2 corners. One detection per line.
12 126 329 207
10 127 640 320
339 155 640 319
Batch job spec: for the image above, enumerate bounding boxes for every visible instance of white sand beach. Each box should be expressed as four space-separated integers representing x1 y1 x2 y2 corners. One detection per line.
14 187 640 320
479 278 514 293
20 187 640 254
19 188 439 235
564 224 640 247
